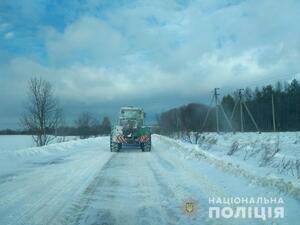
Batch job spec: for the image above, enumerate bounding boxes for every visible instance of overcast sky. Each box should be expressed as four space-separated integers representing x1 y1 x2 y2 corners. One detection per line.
1 0 300 129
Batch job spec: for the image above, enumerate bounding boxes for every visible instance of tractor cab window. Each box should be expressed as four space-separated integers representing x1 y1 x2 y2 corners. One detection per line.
121 110 143 119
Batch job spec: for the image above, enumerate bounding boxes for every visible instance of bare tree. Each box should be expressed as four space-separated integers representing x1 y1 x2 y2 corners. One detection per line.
75 112 97 139
22 77 62 146
101 116 111 135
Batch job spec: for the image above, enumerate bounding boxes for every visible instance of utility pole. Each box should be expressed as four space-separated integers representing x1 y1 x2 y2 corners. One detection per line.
214 88 220 133
231 88 260 133
239 89 244 132
176 108 180 138
272 94 276 132
201 88 235 133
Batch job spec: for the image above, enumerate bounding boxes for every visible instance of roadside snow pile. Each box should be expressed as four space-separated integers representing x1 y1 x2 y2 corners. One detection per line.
159 132 300 199
0 137 108 178
0 135 79 153
3 137 105 158
196 132 300 180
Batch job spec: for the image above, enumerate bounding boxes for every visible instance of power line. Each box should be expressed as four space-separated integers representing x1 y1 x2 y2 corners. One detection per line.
201 88 234 133
231 89 260 133
239 89 244 132
214 88 220 133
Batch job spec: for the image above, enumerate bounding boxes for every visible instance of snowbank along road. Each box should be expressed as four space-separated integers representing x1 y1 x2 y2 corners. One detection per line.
0 135 299 225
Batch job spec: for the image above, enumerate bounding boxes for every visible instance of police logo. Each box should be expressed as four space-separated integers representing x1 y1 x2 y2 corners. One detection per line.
185 202 194 214
182 199 198 216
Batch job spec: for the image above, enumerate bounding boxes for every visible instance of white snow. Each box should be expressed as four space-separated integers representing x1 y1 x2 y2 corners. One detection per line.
0 135 35 152
174 132 300 197
0 135 79 152
0 134 299 225
0 136 112 225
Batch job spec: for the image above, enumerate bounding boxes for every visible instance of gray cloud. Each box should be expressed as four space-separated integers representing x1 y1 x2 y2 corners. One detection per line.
45 17 129 66
1 0 300 129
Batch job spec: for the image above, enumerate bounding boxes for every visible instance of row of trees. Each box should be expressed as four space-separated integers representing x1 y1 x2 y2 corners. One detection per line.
21 77 111 146
12 77 300 144
222 79 300 131
157 103 214 134
2 115 112 138
72 113 111 139
158 79 300 134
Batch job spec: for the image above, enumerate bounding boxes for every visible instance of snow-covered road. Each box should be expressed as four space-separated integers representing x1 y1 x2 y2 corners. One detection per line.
0 135 299 225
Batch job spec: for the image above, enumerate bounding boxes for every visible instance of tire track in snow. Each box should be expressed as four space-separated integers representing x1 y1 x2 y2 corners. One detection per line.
63 147 195 225
149 141 225 225
62 154 118 225
62 151 152 225
0 145 113 225
152 135 270 225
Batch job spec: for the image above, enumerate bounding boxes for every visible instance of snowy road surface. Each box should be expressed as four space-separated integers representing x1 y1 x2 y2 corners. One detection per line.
0 135 299 225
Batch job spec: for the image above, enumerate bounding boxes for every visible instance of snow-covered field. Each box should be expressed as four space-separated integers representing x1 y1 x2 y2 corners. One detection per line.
0 134 299 225
0 135 79 152
178 132 300 195
0 135 36 152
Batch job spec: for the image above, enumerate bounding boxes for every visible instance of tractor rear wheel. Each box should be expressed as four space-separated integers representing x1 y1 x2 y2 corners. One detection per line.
110 135 120 152
141 136 151 152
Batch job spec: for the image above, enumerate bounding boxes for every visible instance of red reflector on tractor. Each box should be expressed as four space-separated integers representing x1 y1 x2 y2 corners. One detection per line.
140 135 149 143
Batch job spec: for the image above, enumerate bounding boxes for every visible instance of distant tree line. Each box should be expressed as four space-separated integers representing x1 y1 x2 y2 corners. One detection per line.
222 79 300 132
0 129 33 135
157 103 216 135
1 114 112 138
69 112 111 139
3 77 299 144
158 79 300 134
